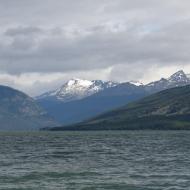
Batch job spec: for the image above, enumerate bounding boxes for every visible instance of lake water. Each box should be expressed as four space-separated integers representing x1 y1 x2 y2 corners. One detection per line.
0 131 190 190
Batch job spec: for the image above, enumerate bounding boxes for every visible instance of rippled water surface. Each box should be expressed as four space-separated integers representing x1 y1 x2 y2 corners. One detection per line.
0 131 190 190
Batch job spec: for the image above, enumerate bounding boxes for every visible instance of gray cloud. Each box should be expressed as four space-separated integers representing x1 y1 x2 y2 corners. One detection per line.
1 20 190 74
5 26 43 37
0 0 190 95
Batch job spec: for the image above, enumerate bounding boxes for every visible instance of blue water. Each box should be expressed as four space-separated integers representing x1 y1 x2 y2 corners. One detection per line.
0 131 190 190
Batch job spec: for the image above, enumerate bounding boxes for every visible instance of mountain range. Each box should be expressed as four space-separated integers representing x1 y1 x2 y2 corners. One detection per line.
36 70 190 126
0 70 188 130
50 84 190 131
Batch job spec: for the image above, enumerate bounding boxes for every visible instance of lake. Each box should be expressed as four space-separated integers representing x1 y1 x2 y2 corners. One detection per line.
0 131 190 190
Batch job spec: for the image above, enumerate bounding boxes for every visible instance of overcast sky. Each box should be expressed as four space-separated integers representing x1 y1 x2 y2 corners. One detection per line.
1 0 190 95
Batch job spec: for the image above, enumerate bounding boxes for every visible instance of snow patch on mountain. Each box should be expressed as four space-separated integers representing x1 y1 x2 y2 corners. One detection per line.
129 81 144 86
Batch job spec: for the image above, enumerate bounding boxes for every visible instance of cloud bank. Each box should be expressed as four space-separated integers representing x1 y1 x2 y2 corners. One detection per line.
0 0 190 95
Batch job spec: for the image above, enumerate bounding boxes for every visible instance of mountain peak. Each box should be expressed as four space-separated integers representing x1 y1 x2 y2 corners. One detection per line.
168 70 189 83
145 70 190 92
170 70 185 76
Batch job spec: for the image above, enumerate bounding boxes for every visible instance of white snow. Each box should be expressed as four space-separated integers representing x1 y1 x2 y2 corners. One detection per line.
67 78 93 87
129 81 143 86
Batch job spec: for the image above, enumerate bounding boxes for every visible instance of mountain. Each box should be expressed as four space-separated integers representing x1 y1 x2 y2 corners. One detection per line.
36 78 118 103
38 82 149 125
51 85 190 130
0 85 57 130
36 70 190 126
145 70 190 92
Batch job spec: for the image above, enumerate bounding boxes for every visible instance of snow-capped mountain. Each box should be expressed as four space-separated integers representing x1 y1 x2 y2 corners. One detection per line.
36 70 190 126
36 70 189 103
145 70 190 92
36 78 118 102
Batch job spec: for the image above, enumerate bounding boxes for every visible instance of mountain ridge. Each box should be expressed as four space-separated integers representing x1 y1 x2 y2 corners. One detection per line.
36 70 190 102
37 70 190 126
145 70 190 92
